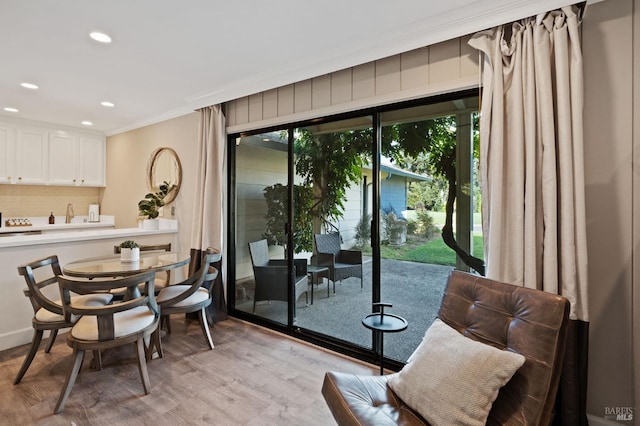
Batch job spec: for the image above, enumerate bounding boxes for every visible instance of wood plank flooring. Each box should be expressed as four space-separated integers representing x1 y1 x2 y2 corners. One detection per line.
0 317 376 425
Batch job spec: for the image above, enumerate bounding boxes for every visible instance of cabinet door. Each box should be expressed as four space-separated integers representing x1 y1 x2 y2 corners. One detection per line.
0 124 15 184
79 136 105 186
15 127 48 184
49 133 79 185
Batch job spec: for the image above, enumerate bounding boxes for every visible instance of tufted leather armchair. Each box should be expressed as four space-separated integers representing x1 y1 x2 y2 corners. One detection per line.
322 270 570 425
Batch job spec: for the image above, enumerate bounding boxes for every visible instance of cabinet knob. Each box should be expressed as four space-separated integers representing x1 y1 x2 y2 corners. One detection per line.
73 179 76 183
18 177 22 180
81 179 85 183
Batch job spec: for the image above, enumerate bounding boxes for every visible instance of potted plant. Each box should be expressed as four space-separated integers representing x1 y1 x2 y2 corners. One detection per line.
119 240 140 262
138 180 176 230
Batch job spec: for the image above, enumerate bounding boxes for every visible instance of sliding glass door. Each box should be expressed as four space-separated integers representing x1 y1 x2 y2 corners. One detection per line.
233 131 293 326
291 116 373 348
228 91 481 368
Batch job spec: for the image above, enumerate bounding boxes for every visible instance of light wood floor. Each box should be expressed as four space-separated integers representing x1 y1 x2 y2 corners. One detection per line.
0 317 377 425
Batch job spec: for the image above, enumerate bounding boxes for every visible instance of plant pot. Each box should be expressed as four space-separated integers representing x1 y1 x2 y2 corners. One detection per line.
141 218 159 230
120 247 140 262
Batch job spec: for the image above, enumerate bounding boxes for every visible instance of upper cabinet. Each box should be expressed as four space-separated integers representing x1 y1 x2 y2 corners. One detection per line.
0 124 15 184
49 133 105 186
15 127 49 185
0 119 105 187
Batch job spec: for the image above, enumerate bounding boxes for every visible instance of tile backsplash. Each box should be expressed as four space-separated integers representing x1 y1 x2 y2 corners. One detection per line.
0 185 101 218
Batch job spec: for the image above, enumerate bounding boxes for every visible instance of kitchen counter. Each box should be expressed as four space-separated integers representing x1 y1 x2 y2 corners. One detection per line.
0 218 181 351
0 215 115 235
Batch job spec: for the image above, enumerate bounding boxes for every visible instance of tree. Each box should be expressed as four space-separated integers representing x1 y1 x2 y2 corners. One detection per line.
385 114 484 275
293 113 485 275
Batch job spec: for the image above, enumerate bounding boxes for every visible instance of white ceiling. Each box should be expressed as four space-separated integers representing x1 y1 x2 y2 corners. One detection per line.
0 0 584 135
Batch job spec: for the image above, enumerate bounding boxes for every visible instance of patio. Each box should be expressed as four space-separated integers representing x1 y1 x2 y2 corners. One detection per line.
235 258 454 362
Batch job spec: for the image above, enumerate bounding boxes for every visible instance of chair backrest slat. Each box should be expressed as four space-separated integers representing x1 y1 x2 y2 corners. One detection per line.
17 255 64 316
314 233 341 256
248 240 270 267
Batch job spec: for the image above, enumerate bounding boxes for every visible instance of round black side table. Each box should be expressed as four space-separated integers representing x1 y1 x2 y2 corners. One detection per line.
362 303 408 375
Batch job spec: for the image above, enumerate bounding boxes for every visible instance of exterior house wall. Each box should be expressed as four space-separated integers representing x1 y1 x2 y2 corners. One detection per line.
235 143 288 279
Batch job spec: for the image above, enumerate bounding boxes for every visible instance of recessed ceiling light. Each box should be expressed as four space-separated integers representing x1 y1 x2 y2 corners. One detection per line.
20 82 39 89
101 101 115 107
81 121 93 126
4 107 19 112
90 32 112 43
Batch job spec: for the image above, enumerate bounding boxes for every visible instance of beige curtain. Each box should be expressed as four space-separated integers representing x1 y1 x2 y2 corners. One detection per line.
191 105 226 252
190 105 227 322
469 5 589 424
468 4 588 322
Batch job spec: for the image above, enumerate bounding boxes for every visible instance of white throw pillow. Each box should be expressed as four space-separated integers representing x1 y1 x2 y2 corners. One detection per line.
387 318 525 426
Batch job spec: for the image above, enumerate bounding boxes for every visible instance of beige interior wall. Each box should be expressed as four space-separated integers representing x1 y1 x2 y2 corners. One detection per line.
583 0 636 421
102 112 199 253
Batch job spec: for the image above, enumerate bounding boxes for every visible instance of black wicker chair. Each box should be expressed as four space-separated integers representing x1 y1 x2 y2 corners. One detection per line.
248 239 308 316
311 233 363 294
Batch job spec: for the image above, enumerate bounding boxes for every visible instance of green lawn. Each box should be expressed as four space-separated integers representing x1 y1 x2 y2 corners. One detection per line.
363 233 484 267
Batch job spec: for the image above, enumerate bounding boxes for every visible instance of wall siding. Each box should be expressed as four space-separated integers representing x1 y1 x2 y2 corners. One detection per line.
226 36 478 133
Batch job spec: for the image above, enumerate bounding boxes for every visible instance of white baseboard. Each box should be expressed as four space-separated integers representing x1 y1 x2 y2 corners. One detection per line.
0 327 34 352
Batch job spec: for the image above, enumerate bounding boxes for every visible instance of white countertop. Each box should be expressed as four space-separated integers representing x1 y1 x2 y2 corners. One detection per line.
0 215 115 234
0 217 178 249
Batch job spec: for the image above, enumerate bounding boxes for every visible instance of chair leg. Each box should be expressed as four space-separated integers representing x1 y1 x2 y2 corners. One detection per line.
135 338 151 395
54 348 84 414
146 326 163 361
44 329 58 353
91 350 103 370
198 308 214 350
162 315 172 334
14 329 44 385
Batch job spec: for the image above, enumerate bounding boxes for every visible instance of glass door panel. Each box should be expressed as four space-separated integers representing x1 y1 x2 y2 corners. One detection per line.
292 116 373 349
378 97 479 362
233 132 291 325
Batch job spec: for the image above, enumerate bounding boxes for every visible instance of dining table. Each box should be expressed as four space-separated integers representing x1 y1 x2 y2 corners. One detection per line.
63 251 192 279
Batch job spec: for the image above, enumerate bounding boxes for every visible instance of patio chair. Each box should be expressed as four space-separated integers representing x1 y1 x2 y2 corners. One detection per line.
248 239 308 315
311 233 362 293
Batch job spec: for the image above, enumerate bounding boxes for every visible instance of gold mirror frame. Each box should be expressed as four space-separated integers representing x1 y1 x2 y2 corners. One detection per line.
147 147 182 205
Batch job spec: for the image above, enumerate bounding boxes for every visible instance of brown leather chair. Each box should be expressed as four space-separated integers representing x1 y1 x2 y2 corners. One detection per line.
322 271 570 426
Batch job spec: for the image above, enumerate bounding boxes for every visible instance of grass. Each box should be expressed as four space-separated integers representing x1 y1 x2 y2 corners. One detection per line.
361 233 484 267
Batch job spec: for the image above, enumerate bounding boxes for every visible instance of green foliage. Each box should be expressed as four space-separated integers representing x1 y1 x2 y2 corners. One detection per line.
138 181 176 219
119 240 139 249
381 205 406 244
262 183 314 253
353 214 371 248
294 129 371 224
408 210 436 238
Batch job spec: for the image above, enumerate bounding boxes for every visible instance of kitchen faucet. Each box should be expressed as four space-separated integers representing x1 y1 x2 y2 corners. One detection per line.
65 203 74 224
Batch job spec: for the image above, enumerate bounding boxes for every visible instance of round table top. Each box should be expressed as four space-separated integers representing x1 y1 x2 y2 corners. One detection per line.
63 251 191 278
362 313 408 333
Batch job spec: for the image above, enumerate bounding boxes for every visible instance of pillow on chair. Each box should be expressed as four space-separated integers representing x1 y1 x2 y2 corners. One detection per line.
388 318 525 426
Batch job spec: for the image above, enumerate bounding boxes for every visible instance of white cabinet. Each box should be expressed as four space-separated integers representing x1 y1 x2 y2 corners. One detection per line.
0 120 106 187
15 127 48 185
49 132 79 185
0 124 15 184
48 133 105 186
78 136 105 186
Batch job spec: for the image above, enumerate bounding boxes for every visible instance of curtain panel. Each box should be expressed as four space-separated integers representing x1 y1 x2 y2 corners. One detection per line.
190 105 227 323
469 4 588 425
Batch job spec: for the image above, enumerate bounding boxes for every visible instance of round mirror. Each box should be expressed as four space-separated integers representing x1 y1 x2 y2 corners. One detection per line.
147 147 182 205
